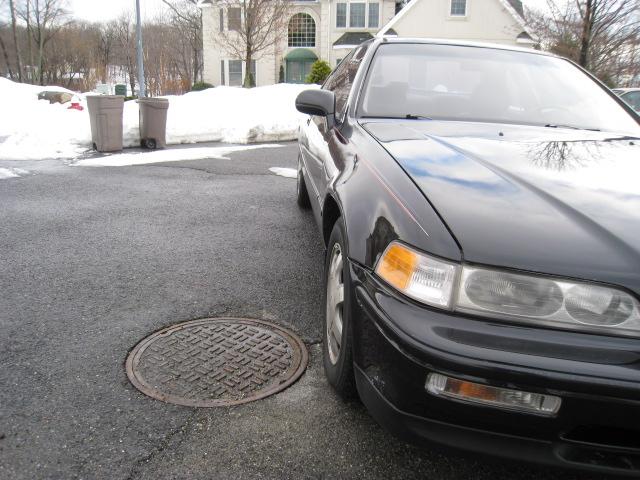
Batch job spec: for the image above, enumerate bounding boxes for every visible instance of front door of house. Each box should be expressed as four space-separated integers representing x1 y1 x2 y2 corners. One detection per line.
286 60 313 84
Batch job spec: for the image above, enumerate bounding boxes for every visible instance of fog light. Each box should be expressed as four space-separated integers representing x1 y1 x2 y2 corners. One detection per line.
426 373 561 417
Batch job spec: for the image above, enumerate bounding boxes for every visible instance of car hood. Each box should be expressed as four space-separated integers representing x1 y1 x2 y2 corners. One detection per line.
362 120 640 294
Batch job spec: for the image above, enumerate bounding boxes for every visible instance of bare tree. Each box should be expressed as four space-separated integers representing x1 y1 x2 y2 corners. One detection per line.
161 0 203 85
214 0 291 87
0 1 15 79
528 0 640 85
96 21 116 84
18 0 68 84
112 12 137 95
9 0 22 80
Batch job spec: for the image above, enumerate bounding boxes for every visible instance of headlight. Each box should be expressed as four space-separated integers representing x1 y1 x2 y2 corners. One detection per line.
375 242 458 309
457 266 640 334
375 242 640 336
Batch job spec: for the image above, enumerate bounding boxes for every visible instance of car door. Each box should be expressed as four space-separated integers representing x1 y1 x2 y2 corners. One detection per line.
301 46 368 217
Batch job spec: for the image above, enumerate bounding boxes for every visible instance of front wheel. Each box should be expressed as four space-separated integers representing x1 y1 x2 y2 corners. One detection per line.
323 218 357 399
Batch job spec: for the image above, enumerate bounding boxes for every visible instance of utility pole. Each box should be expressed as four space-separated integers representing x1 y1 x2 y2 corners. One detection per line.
135 0 147 97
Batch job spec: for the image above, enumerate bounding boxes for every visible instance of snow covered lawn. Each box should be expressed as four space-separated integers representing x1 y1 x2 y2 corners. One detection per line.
0 78 316 161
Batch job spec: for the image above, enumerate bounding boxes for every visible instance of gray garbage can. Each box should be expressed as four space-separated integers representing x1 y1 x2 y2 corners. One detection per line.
138 98 169 149
86 95 124 152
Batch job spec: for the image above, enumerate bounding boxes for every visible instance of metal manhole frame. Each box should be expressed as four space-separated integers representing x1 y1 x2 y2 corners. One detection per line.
125 317 309 407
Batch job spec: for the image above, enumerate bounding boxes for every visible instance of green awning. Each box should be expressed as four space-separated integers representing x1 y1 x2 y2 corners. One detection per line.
285 48 318 61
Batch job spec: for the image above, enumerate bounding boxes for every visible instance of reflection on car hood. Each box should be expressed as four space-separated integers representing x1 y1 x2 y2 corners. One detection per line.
363 119 640 293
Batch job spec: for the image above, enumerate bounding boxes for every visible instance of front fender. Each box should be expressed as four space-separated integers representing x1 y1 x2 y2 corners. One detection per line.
328 121 461 269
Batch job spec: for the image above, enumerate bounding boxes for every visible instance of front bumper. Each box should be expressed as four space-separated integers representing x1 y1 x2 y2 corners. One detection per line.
350 261 640 476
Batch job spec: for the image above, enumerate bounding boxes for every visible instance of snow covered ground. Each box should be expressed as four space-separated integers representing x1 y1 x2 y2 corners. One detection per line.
0 167 29 179
0 78 316 161
269 167 297 179
74 144 283 167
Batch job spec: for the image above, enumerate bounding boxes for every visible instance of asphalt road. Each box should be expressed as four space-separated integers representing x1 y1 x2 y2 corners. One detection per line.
0 143 602 480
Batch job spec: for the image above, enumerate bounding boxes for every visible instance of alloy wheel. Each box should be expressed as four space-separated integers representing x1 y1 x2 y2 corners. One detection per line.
326 243 345 365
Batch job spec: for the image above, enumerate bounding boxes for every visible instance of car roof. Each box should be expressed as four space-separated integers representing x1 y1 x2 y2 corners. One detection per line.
370 36 557 58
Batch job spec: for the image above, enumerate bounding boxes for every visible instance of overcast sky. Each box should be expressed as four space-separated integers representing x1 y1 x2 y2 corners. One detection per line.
70 0 166 22
69 0 555 22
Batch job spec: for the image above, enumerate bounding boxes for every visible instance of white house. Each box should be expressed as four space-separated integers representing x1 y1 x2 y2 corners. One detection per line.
198 0 397 86
379 0 536 47
198 0 535 87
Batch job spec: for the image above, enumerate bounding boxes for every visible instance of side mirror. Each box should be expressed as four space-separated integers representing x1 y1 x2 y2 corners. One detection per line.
295 89 336 129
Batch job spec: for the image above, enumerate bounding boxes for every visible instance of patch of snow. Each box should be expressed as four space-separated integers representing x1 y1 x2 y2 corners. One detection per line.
74 144 283 167
0 167 29 179
269 167 297 179
0 78 317 160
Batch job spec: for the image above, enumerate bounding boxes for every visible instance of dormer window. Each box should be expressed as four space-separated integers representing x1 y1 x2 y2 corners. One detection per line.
450 0 467 16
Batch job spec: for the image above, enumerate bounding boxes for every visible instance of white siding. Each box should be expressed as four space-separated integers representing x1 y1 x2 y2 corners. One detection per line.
388 0 525 46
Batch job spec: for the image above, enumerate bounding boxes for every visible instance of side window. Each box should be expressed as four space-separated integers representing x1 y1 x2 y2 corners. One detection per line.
324 45 368 122
623 92 640 111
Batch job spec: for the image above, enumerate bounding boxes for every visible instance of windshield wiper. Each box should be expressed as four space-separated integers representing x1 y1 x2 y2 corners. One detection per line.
544 123 601 131
360 114 433 120
404 114 433 120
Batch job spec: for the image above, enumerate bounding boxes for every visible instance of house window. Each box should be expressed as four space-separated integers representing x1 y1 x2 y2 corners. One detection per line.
219 8 224 31
350 3 366 28
336 3 347 28
288 13 316 48
368 3 379 28
450 0 467 16
221 60 225 85
228 7 241 30
337 2 378 28
228 60 242 86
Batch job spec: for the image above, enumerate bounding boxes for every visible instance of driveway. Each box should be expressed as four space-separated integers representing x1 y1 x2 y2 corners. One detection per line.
0 143 600 479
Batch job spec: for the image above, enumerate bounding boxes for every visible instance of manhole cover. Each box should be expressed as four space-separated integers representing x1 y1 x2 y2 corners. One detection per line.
126 318 308 407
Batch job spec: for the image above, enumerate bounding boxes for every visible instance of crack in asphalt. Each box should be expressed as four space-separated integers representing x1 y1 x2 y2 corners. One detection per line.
124 411 200 480
151 164 291 177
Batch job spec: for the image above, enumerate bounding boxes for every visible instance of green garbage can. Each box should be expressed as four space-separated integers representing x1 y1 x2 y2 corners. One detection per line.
138 98 169 150
86 95 125 152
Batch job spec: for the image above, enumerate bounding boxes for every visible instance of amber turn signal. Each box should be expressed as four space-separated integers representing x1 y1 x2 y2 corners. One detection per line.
375 242 458 308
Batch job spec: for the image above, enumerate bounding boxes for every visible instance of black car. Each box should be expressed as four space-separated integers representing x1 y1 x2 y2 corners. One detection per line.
295 38 640 476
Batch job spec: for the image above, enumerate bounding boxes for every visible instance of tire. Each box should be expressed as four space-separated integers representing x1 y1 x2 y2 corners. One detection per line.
323 218 357 399
296 154 311 209
145 139 157 150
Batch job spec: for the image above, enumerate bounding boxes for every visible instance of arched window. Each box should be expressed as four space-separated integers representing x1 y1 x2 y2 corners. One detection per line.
288 13 316 48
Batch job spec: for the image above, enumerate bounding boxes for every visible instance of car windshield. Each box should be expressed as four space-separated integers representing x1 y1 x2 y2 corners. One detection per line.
359 43 640 134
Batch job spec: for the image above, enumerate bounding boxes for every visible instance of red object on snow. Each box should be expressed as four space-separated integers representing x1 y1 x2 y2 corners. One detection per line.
68 102 84 111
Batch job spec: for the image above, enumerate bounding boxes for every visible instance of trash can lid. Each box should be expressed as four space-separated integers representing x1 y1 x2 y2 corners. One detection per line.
137 97 169 109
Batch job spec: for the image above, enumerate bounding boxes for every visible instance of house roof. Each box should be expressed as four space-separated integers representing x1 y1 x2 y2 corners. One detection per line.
377 0 535 39
507 0 525 18
333 32 374 48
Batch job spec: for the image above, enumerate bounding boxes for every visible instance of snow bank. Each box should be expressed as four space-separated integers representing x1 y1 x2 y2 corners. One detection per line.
0 78 88 160
269 167 297 178
0 78 317 160
74 144 283 167
0 167 29 179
